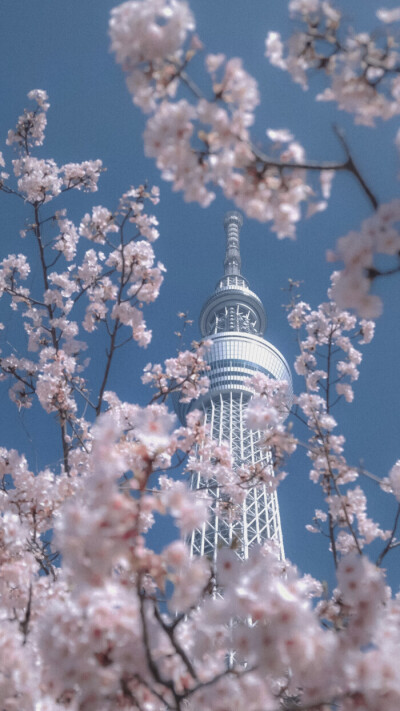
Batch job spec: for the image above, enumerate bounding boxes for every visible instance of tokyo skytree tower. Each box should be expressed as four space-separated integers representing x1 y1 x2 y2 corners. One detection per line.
175 212 292 561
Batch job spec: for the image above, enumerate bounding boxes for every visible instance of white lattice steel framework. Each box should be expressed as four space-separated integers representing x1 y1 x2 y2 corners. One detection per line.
175 212 292 562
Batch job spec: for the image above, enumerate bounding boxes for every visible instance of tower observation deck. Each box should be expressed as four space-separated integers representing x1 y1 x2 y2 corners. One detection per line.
175 212 292 561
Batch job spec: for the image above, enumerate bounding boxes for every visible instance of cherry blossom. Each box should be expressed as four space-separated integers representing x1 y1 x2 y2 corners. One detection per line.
388 460 400 501
13 156 62 204
62 160 103 192
376 7 400 24
142 340 211 402
110 0 400 323
328 201 400 317
2 17 400 710
266 1 400 127
6 89 49 149
110 0 341 237
110 0 194 67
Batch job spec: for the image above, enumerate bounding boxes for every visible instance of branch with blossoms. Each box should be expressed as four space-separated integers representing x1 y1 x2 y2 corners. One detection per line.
266 1 400 128
327 200 400 317
108 0 400 324
109 0 380 240
142 340 211 404
234 276 400 573
0 91 164 472
282 278 400 566
265 0 400 317
4 392 399 710
3 43 400 711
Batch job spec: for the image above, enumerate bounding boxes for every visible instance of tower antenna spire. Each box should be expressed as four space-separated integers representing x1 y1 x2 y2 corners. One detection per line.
223 210 243 276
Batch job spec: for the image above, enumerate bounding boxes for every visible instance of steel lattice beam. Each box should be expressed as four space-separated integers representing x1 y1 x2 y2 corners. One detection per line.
189 392 284 561
174 212 292 565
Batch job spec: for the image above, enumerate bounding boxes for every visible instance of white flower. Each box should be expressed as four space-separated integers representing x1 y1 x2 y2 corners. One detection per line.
110 0 195 66
377 7 400 23
389 460 400 501
267 128 294 143
133 405 175 454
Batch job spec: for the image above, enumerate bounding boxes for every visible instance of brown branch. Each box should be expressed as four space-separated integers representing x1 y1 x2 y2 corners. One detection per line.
120 679 146 711
95 320 121 416
376 503 400 567
33 204 70 474
333 125 378 210
252 142 349 174
95 214 132 416
20 583 32 644
153 604 198 681
138 582 181 708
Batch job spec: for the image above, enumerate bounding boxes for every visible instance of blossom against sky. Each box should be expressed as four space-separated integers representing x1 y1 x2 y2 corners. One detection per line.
1 0 400 586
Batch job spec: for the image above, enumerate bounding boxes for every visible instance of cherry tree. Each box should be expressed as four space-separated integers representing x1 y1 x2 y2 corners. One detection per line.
1 1 400 710
110 0 400 317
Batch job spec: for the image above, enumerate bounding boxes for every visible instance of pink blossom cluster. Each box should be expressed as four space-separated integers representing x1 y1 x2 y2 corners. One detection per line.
2 399 398 710
0 92 164 453
110 0 194 69
0 443 77 662
245 373 296 476
3 76 400 711
2 398 400 710
388 460 400 501
263 3 400 318
328 201 400 317
4 92 103 205
32 411 211 707
110 0 194 116
110 0 400 320
289 287 374 399
187 433 248 511
266 1 400 127
110 0 333 237
11 155 103 205
142 340 211 402
286 287 392 555
6 89 49 149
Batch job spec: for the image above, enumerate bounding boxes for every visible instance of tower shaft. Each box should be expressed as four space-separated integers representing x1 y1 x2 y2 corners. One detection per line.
189 390 284 561
175 212 291 562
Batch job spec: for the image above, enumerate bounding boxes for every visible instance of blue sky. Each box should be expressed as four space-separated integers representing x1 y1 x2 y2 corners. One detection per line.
1 0 400 588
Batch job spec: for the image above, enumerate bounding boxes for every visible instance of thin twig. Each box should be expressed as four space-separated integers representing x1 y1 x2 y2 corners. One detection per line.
376 503 400 567
333 125 378 210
